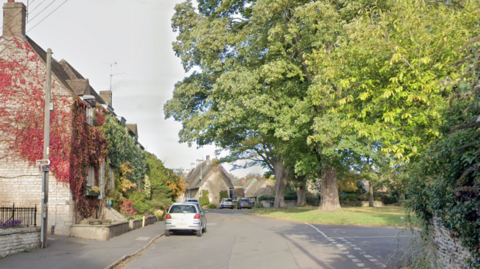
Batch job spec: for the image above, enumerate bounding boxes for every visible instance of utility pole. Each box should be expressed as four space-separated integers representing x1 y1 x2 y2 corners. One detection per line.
41 48 53 249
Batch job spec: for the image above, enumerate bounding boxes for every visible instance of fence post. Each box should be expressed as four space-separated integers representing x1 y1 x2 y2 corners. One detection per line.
34 204 37 227
12 203 15 224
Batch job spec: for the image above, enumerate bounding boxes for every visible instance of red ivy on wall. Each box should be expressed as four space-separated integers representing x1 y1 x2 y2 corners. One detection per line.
0 36 108 221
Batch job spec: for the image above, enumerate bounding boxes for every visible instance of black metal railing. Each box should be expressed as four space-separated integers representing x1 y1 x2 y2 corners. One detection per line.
0 204 37 227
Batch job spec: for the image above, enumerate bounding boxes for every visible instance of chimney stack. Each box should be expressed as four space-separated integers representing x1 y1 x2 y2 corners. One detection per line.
3 0 26 37
100 91 112 106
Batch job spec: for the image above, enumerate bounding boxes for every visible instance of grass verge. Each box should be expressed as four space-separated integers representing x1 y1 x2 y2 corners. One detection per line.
249 206 415 227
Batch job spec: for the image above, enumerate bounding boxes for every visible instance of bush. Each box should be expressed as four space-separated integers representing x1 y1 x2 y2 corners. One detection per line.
207 204 217 209
339 193 358 201
258 194 298 201
381 195 398 205
219 190 228 203
284 193 298 201
0 220 21 227
258 195 275 202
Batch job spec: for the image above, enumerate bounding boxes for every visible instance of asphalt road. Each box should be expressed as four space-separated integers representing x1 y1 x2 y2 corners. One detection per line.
121 209 412 269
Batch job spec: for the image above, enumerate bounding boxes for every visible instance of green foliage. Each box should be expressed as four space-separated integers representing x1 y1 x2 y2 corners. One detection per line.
258 195 275 202
101 115 146 186
219 190 229 202
407 10 480 265
306 0 476 162
207 204 218 209
146 152 182 202
339 193 358 202
306 192 320 204
199 190 209 206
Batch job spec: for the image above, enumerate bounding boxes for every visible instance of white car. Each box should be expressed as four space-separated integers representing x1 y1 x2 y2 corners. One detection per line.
165 202 207 237
219 198 234 209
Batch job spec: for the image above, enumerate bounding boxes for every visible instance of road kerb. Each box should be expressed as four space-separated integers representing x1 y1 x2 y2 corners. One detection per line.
104 233 164 269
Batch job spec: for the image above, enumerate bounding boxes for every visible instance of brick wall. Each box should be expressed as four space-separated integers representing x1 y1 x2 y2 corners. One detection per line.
0 227 40 258
432 218 472 269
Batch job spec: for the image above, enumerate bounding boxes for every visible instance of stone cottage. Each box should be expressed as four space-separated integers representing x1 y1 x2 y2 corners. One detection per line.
183 156 236 205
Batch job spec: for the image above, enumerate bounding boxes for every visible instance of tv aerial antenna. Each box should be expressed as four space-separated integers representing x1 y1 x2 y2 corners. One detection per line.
106 61 126 107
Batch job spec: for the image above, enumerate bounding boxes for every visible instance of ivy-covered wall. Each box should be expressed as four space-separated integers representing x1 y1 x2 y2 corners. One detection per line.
101 115 146 187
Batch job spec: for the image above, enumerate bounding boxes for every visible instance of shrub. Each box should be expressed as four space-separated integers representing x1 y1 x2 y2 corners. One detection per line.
258 195 275 202
381 196 398 205
219 190 228 202
284 193 298 201
199 190 209 206
339 193 358 202
0 220 21 227
207 204 217 209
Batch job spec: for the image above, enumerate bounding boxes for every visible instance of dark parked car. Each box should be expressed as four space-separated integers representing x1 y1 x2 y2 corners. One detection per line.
238 198 253 209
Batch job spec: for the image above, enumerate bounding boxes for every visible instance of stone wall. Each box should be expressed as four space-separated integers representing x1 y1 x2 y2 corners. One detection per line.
432 218 471 269
202 173 230 205
0 156 74 236
0 227 40 258
70 221 130 241
0 35 78 237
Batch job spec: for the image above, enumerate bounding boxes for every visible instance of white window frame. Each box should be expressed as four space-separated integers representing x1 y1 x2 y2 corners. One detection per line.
86 166 93 187
86 108 93 126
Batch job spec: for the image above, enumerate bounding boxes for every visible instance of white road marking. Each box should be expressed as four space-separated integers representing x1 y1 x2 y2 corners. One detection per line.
135 237 151 241
305 223 386 269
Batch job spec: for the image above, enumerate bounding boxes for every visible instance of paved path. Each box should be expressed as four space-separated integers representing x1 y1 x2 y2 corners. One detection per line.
0 221 165 269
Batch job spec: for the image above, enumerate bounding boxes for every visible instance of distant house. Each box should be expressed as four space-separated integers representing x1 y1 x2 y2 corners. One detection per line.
244 178 274 201
183 156 235 205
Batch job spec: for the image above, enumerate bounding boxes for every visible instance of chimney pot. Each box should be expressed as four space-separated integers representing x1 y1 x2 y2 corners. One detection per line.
8 0 14 3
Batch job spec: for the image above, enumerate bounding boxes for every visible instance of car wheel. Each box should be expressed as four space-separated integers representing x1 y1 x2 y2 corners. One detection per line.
197 227 203 237
165 230 170 237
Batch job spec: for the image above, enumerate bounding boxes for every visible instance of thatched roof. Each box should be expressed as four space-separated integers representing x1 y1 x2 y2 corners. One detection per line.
244 178 274 198
184 160 234 190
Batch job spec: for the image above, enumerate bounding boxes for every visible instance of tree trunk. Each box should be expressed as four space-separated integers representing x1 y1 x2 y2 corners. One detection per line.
296 185 306 207
320 166 341 211
274 160 288 208
368 180 374 207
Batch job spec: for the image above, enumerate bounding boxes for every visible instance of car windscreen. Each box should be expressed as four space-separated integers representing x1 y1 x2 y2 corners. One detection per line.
170 205 197 214
241 199 250 202
224 199 232 202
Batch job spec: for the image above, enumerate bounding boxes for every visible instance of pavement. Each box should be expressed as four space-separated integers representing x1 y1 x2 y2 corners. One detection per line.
0 221 165 269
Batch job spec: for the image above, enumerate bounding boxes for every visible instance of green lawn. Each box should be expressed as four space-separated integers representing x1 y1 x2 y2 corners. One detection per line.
248 206 414 227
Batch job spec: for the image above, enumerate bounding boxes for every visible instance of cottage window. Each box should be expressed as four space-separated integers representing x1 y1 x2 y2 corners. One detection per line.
86 166 95 187
86 108 93 126
99 161 105 199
